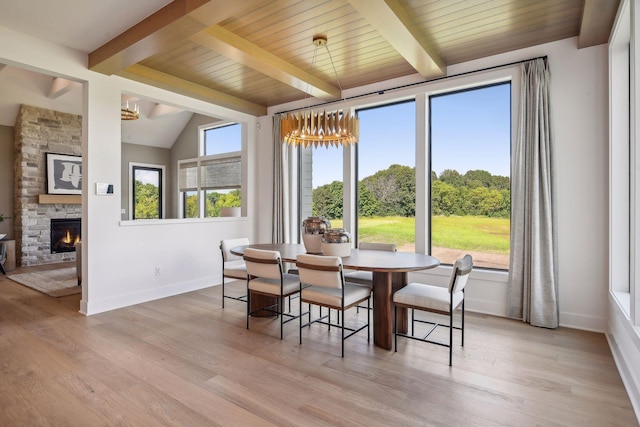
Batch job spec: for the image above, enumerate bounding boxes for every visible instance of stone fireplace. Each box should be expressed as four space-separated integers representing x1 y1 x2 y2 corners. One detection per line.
14 105 82 266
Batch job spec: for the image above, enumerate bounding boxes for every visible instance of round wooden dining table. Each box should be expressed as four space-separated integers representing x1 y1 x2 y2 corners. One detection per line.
231 243 440 350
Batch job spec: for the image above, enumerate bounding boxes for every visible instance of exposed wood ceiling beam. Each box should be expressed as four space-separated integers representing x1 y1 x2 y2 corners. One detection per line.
118 64 266 116
89 0 268 75
578 0 620 48
190 26 341 100
346 0 446 78
48 77 77 99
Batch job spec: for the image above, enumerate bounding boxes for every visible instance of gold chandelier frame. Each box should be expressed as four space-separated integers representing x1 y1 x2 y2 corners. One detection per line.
281 35 359 148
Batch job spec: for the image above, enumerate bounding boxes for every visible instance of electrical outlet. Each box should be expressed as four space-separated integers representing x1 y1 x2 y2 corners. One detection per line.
155 266 161 276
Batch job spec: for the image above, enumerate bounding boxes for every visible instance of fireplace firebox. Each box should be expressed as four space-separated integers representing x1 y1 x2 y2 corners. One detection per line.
50 218 81 254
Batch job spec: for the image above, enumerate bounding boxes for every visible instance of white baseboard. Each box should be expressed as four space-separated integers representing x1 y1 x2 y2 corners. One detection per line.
83 276 217 315
607 332 640 425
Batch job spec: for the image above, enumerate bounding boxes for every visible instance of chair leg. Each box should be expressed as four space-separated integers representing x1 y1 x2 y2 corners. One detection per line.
222 278 225 308
367 298 370 342
280 296 285 339
246 286 251 330
394 305 398 352
299 291 303 345
449 309 453 366
461 298 465 346
341 308 345 358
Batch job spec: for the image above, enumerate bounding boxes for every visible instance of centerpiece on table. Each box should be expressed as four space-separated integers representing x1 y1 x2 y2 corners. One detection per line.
301 216 331 254
321 228 352 257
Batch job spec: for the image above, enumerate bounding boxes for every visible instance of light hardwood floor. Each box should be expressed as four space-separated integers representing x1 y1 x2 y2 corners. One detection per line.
0 265 637 426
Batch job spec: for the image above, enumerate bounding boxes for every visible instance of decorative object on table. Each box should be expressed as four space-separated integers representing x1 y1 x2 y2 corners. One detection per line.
321 228 352 257
46 153 82 195
301 216 331 254
280 35 359 149
0 234 5 240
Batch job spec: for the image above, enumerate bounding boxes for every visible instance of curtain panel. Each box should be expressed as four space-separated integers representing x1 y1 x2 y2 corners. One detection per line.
507 58 559 328
272 114 290 243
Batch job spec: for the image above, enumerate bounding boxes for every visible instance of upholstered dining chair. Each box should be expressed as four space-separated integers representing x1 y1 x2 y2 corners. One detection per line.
219 237 250 308
393 254 473 366
296 253 372 357
244 248 303 339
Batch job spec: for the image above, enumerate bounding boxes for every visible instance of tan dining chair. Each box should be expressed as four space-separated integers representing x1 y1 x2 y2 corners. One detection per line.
296 253 371 357
393 254 473 366
244 248 303 339
219 237 250 308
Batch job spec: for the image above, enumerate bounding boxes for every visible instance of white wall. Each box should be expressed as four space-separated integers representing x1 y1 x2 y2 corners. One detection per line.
260 37 610 333
0 26 257 315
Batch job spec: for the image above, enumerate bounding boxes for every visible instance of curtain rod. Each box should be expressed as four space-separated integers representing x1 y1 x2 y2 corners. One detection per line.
277 55 547 115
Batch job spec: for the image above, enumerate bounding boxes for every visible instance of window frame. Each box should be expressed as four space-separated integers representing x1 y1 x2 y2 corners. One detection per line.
427 81 512 269
178 121 244 218
293 66 518 276
129 162 166 220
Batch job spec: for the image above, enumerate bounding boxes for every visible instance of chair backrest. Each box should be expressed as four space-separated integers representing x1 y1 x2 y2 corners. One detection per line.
448 254 473 293
220 237 250 263
296 254 344 289
243 248 283 280
0 241 6 263
358 242 397 252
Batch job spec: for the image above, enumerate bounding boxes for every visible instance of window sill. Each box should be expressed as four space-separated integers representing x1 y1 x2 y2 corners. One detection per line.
119 217 247 226
412 263 509 283
612 290 631 318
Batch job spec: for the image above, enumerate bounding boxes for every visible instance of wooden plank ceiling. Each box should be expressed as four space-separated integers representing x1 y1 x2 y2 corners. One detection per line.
89 0 620 116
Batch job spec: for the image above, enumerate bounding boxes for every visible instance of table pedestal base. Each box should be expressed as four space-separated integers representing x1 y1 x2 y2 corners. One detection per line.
372 271 408 350
249 292 280 317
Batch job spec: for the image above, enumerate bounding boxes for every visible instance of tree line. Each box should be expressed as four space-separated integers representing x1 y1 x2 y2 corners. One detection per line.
312 165 510 220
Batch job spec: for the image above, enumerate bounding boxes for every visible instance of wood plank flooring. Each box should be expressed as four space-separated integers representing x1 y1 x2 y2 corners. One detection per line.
0 265 637 426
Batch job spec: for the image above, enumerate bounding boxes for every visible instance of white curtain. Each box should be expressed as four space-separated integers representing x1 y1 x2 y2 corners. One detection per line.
272 114 290 243
507 58 558 328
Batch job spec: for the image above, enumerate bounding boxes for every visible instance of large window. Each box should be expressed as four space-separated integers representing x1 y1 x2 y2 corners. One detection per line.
130 163 165 220
296 81 512 271
356 101 416 252
429 83 511 269
204 123 241 155
179 123 243 218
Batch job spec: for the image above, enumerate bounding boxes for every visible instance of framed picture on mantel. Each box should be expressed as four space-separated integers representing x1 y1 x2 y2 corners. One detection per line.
46 153 82 195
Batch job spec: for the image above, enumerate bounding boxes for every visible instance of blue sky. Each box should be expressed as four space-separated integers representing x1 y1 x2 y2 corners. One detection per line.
312 83 511 188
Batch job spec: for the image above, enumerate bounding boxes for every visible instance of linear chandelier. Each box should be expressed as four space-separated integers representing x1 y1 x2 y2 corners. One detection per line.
121 100 139 121
281 35 359 148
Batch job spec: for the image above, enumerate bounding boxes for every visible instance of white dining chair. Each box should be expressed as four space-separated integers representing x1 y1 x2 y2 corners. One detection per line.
244 248 303 339
297 253 371 357
393 254 473 366
219 237 250 308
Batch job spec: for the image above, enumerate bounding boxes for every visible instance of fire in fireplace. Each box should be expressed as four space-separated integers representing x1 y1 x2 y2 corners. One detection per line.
50 218 81 254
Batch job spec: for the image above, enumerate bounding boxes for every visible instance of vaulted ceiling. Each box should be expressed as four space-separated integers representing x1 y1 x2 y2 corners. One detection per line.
88 0 620 117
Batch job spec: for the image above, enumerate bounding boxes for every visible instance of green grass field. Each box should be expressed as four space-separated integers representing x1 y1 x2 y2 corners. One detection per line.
331 215 510 253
